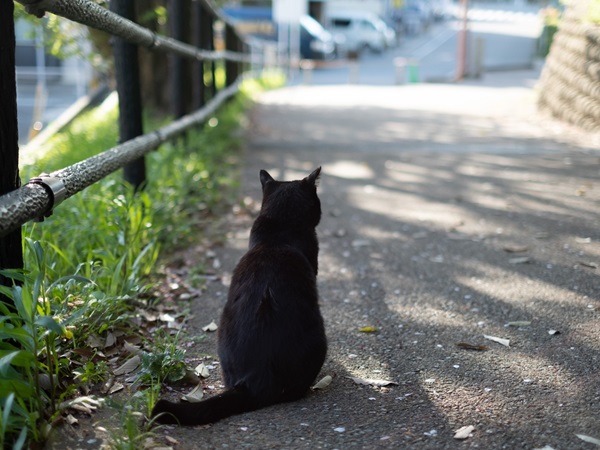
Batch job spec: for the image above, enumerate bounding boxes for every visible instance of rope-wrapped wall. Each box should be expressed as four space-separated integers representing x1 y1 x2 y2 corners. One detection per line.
538 0 600 131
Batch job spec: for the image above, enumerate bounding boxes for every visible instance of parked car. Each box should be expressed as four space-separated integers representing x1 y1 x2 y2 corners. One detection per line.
222 7 336 60
327 12 396 55
394 0 433 36
299 15 336 60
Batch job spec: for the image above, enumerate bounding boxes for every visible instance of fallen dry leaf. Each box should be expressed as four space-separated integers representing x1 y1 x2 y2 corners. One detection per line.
164 436 179 445
59 396 104 414
503 245 529 253
122 341 141 355
312 375 333 390
138 310 157 322
454 425 475 440
348 376 398 387
577 261 598 269
86 334 104 349
113 355 141 376
483 335 510 347
359 326 378 333
105 332 116 348
108 382 124 395
456 342 488 351
65 414 78 425
182 383 204 402
202 321 218 332
509 256 531 264
194 363 210 378
159 313 176 323
576 434 600 446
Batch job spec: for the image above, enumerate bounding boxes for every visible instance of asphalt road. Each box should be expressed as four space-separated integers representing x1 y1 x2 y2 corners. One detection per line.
149 66 600 449
37 4 600 448
301 2 542 85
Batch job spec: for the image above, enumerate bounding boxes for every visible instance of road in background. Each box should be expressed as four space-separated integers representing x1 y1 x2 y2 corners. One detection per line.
15 2 542 147
300 1 543 85
17 80 82 146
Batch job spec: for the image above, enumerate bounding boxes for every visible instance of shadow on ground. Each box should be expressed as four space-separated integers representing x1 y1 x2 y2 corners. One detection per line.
155 80 599 449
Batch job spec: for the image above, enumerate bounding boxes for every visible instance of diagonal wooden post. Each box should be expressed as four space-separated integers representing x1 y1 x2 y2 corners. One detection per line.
0 1 24 303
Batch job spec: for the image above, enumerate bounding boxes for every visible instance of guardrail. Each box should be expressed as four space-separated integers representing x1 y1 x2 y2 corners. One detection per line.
0 0 262 261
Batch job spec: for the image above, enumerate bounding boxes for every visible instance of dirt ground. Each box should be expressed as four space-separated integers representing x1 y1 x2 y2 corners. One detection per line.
50 69 600 449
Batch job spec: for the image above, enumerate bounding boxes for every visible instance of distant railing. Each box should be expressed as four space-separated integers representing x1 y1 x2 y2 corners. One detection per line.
0 0 263 247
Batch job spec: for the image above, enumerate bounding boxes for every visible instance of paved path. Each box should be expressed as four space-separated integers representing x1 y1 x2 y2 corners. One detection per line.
160 69 600 449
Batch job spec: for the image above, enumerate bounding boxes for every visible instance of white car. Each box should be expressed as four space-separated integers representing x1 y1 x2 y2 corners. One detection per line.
328 12 396 56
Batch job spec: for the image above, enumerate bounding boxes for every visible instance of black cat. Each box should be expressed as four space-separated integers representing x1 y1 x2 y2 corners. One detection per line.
152 167 327 426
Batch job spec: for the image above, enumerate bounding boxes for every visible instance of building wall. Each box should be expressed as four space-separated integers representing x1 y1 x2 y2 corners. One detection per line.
322 0 389 19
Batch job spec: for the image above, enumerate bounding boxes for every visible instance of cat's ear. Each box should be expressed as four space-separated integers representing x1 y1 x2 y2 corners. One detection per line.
260 170 275 189
306 167 321 187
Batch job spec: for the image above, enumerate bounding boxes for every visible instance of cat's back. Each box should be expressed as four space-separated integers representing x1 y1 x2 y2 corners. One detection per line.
231 242 317 305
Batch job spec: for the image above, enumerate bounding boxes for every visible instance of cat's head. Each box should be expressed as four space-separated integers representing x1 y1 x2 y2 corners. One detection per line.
258 167 322 227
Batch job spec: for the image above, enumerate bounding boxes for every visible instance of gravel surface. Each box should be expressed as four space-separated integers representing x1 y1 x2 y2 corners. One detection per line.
153 69 599 450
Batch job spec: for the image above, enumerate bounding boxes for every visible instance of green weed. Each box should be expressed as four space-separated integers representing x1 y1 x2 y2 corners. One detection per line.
1 71 283 447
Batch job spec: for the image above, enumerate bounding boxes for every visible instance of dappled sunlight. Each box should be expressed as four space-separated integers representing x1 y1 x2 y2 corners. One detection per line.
388 302 472 330
421 353 583 413
323 160 375 180
456 260 586 307
232 78 600 448
383 159 456 183
346 184 467 228
342 179 506 232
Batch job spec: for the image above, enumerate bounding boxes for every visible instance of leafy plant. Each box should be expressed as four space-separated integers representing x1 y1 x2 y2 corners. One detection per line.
0 394 28 450
106 404 156 450
73 359 109 387
0 240 78 445
1 72 283 447
136 330 189 386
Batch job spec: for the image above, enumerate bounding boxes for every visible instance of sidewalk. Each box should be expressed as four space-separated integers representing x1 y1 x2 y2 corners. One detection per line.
17 78 82 145
156 69 600 449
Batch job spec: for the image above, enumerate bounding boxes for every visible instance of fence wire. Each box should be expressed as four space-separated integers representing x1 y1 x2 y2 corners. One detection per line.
0 76 244 238
17 0 254 63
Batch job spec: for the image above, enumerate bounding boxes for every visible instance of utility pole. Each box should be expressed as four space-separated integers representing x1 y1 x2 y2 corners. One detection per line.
456 0 469 81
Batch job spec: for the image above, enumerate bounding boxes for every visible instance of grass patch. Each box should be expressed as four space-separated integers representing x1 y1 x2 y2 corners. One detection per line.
1 71 284 448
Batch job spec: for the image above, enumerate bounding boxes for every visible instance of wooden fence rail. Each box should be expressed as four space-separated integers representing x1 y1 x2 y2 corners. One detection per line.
0 0 261 281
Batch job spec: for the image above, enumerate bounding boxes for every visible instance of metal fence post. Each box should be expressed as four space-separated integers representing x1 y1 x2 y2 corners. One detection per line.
192 0 205 110
169 0 189 119
199 6 216 100
225 24 239 87
0 1 24 302
208 13 217 98
109 0 146 189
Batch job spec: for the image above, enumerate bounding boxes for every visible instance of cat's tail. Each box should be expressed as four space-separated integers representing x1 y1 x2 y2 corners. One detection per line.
151 387 259 426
